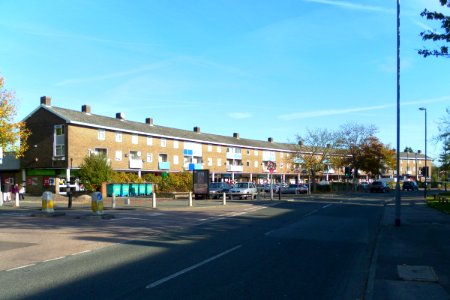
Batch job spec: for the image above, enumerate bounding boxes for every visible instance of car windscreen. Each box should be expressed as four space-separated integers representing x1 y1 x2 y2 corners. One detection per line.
236 183 247 188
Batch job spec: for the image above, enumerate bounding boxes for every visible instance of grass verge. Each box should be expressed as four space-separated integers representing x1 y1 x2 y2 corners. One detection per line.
427 192 450 214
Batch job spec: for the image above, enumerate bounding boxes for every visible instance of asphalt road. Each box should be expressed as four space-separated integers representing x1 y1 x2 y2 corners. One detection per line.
0 195 387 299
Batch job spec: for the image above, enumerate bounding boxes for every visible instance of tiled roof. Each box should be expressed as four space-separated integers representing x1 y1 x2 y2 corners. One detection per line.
43 105 297 152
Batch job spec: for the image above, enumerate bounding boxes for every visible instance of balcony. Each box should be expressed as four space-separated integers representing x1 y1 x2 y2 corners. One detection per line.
227 165 243 172
158 161 170 170
226 152 242 160
188 163 203 171
129 159 143 169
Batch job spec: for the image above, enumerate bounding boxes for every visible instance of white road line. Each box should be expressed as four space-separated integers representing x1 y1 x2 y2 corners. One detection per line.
322 204 333 209
71 250 92 256
43 256 65 263
7 264 36 271
146 245 242 289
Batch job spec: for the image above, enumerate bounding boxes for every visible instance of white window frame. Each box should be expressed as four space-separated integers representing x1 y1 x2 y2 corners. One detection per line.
161 139 167 147
254 161 259 168
147 137 153 146
115 132 122 142
174 140 179 149
208 144 212 152
98 129 106 141
217 146 221 153
146 153 153 163
217 158 222 166
254 150 258 156
173 155 179 165
207 157 212 166
115 150 122 161
132 134 138 145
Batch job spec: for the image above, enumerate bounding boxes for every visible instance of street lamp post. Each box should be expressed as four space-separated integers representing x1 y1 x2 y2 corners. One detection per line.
419 107 427 198
415 150 421 181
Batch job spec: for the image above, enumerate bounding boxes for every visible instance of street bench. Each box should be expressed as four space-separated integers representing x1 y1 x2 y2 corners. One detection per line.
172 192 191 199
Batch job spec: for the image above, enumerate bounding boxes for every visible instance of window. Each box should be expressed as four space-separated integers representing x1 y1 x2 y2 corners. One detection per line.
174 140 179 149
208 145 212 152
217 158 222 166
246 161 250 167
208 157 212 166
280 153 284 158
161 139 167 147
132 134 138 144
173 155 179 165
146 153 153 163
115 132 122 142
254 161 259 168
254 150 258 156
130 151 141 160
147 137 153 146
54 125 65 157
217 146 221 153
93 148 107 156
115 150 122 161
247 150 250 155
98 129 105 140
159 153 168 162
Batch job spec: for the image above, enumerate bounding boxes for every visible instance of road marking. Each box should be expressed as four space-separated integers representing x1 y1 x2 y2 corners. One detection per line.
43 256 65 263
146 245 242 289
71 250 92 256
7 264 36 271
322 204 333 209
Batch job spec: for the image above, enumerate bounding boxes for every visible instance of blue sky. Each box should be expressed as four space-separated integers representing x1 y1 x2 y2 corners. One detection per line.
1 0 448 163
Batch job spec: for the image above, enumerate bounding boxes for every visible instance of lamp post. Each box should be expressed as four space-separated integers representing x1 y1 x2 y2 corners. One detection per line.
419 107 427 198
415 150 421 181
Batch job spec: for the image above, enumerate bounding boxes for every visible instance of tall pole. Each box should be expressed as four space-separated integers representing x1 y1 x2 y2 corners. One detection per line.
419 107 427 198
395 0 401 227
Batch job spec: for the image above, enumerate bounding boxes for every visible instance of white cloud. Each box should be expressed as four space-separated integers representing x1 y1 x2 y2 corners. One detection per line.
303 0 393 13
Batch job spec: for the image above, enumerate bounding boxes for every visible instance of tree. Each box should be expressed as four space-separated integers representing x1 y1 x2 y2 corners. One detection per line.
78 154 114 192
0 76 30 158
360 137 396 177
294 128 338 192
418 0 450 58
403 146 414 153
336 122 378 183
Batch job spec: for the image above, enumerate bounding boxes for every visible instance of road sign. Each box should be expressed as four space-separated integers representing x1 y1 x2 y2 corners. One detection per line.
267 161 276 173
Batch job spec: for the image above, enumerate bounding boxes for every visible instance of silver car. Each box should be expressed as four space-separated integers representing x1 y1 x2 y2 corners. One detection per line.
229 182 258 199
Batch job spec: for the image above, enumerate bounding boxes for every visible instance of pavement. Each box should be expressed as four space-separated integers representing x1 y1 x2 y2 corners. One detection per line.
367 195 450 300
1 193 450 299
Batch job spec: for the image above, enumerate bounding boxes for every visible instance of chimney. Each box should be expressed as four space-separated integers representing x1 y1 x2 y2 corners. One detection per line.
194 126 200 133
268 137 273 143
145 118 154 126
116 112 125 120
233 132 240 139
298 140 304 146
40 96 51 106
82 105 91 113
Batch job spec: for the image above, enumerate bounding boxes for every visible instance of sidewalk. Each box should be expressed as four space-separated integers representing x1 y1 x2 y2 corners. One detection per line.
368 198 450 300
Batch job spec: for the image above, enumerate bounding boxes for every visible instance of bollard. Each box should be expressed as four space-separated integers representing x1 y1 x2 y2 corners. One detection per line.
67 192 72 208
223 192 226 206
189 192 193 207
152 193 156 208
278 188 281 201
15 192 20 207
91 192 104 215
0 191 3 207
112 194 116 209
42 191 54 213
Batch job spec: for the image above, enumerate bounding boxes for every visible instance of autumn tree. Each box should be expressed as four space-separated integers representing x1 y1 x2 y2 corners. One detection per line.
294 128 338 192
360 137 396 177
419 0 450 58
0 75 30 158
336 122 378 184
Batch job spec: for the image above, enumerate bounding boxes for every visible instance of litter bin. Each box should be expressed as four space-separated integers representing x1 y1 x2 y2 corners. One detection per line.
121 184 130 197
107 184 121 197
42 191 54 213
130 184 139 196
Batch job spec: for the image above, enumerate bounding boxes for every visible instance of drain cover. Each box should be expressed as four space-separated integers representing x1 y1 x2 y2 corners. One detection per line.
397 265 438 282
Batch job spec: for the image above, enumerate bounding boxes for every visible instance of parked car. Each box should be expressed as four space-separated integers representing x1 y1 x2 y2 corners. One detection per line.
281 184 308 194
370 181 390 193
209 182 232 198
402 181 419 191
229 182 258 199
358 182 370 192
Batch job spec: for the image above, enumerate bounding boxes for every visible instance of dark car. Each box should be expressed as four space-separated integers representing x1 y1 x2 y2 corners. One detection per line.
209 182 231 198
370 181 390 193
402 181 419 191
